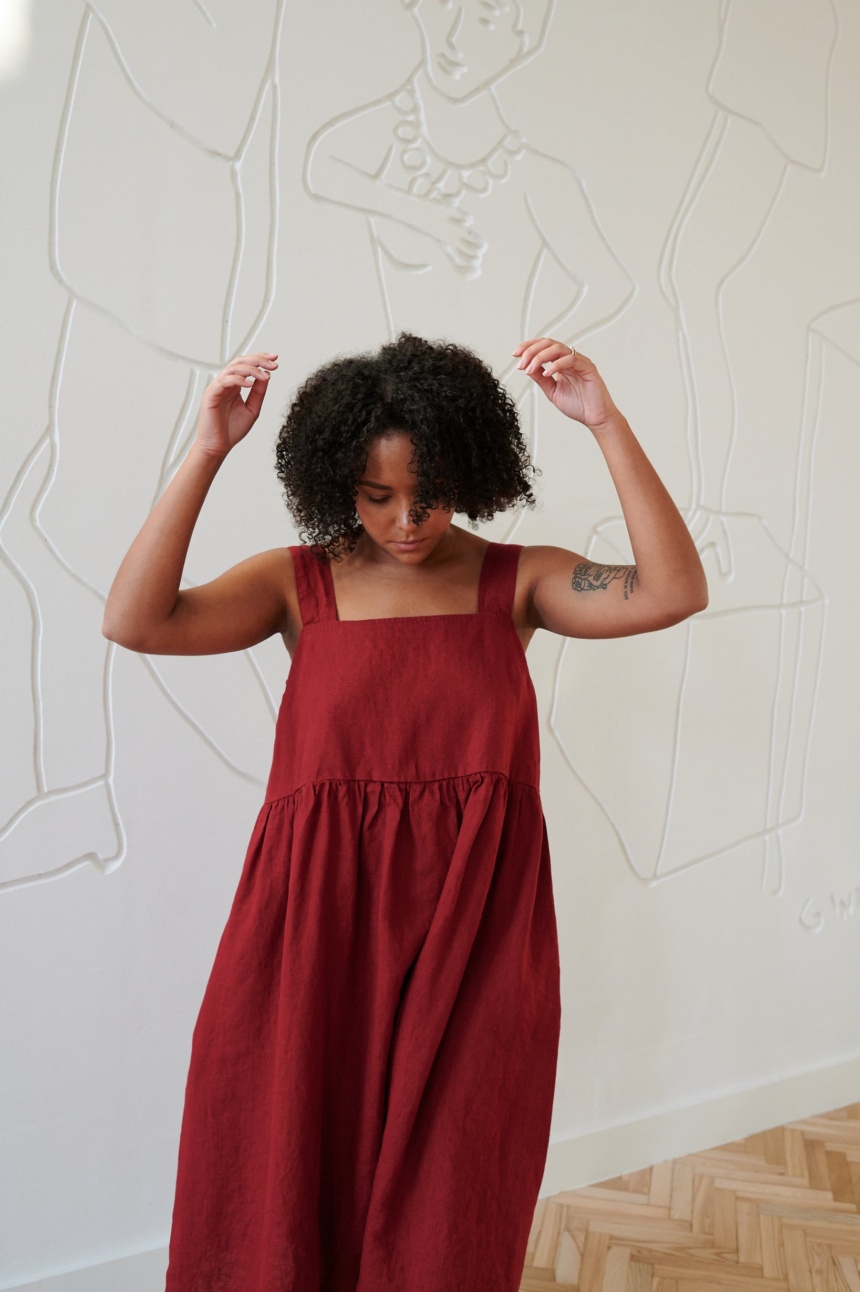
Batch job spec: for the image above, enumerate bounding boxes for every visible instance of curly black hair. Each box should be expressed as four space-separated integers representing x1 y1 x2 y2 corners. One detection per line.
275 332 541 561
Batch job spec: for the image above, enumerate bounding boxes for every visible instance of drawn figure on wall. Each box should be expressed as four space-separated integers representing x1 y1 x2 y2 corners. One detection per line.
0 0 285 892
303 0 634 473
552 0 839 894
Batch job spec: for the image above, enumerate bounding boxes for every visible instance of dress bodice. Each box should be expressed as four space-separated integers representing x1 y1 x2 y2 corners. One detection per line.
264 540 540 800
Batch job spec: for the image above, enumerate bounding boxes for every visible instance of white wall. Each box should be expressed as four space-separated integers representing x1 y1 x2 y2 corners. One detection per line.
2 0 860 1285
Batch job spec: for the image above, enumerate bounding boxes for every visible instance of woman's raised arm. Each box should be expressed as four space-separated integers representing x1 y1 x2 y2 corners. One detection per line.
101 352 290 656
512 338 708 640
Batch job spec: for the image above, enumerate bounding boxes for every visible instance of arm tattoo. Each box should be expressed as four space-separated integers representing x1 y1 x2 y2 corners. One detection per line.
572 561 638 600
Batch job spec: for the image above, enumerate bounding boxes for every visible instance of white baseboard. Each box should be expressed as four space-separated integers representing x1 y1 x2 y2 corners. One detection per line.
2 1248 167 1292
539 1050 860 1196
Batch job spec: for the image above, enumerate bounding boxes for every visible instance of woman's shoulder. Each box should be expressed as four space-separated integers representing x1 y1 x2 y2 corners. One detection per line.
228 546 304 609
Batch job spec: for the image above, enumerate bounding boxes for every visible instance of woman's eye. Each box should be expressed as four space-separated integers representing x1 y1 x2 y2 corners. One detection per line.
368 496 389 505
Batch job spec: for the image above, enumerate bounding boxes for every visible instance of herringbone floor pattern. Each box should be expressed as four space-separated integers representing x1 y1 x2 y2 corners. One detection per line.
522 1102 860 1291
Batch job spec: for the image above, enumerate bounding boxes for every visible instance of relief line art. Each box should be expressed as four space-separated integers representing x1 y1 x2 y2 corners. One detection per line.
301 4 639 867
191 0 216 32
2 302 73 798
1 0 287 893
180 0 845 904
3 1 850 903
548 0 840 897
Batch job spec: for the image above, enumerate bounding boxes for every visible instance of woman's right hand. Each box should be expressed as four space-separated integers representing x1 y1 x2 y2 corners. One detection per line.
195 352 279 458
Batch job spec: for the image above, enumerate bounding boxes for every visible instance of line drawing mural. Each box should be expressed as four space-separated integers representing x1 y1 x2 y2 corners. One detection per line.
2 0 851 910
303 0 635 465
303 0 846 903
550 0 841 899
0 0 286 893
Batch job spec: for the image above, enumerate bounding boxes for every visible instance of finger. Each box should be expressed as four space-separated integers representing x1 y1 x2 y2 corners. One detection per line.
515 336 555 352
522 342 569 374
243 372 271 418
231 351 278 365
210 374 258 393
522 365 559 401
225 358 278 381
203 374 264 408
514 337 558 368
219 369 272 395
218 356 278 385
543 351 579 375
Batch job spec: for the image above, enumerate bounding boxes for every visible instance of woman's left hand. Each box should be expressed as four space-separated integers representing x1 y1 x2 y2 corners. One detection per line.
513 338 620 432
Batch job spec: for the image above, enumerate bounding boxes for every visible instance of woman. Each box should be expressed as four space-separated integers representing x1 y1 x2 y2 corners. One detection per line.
103 332 706 1291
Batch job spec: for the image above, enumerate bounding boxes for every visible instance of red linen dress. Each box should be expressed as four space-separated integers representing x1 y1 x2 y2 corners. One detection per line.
165 539 562 1292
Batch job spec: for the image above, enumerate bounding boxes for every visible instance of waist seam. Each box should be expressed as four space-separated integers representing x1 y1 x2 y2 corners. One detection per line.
263 769 540 807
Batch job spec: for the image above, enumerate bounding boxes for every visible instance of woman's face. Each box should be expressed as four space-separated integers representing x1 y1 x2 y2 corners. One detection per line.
353 432 455 559
410 0 527 100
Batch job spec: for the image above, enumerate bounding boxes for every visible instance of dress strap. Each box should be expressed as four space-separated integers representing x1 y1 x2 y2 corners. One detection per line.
289 544 337 626
478 541 523 617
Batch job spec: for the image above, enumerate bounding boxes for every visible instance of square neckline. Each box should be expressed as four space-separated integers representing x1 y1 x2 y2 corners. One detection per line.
320 538 496 625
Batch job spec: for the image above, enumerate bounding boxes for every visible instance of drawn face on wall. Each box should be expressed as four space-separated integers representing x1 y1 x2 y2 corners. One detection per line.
406 0 530 100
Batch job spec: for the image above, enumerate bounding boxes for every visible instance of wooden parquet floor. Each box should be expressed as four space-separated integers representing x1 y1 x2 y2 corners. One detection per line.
522 1102 860 1292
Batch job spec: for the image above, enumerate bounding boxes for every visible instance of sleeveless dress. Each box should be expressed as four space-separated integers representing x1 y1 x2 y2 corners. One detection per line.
165 539 562 1292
